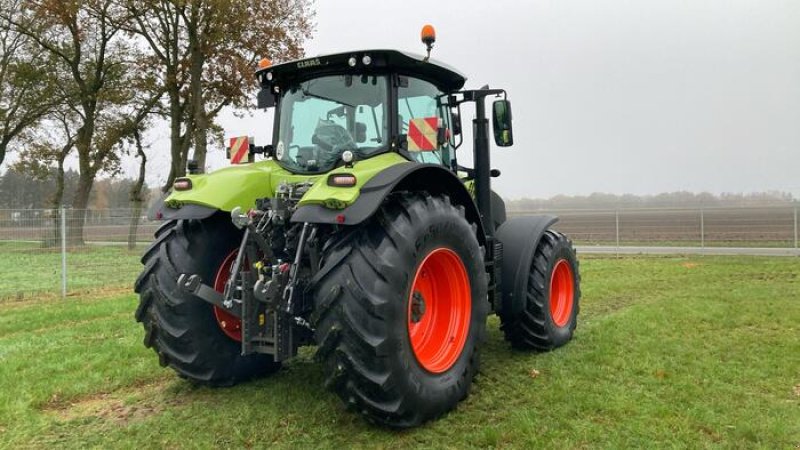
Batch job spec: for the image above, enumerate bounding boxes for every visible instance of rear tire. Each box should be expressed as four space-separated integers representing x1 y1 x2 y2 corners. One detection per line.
501 230 581 350
134 214 281 386
312 193 488 428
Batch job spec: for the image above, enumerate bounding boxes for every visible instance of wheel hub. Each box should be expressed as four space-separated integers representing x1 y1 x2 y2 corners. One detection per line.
407 247 471 374
213 251 243 341
549 259 575 327
410 291 426 323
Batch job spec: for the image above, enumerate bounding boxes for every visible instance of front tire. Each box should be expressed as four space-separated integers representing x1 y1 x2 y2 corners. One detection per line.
134 214 281 386
312 193 488 428
501 230 581 350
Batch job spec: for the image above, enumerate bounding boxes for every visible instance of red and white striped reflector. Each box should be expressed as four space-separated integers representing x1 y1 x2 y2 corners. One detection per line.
229 136 250 164
407 117 440 151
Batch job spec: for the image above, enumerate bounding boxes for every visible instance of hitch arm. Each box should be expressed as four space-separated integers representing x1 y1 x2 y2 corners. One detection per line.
177 273 242 318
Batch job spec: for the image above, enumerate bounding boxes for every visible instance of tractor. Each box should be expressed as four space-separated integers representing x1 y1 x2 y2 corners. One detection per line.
135 25 581 428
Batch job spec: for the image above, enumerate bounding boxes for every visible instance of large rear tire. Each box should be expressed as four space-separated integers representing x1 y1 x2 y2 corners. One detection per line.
312 193 488 428
134 214 281 386
501 230 581 350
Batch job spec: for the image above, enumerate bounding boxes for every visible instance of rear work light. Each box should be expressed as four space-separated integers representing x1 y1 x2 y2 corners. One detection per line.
327 173 357 187
173 178 192 191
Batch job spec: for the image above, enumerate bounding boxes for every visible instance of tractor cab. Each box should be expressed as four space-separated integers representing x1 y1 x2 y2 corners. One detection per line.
255 49 468 174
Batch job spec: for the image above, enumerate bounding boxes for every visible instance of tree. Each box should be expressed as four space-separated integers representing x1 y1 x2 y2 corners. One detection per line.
125 0 314 191
7 0 161 245
184 0 314 171
127 128 147 249
0 0 61 166
12 110 79 208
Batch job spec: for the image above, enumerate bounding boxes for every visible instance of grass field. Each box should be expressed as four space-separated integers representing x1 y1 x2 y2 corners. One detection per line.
1 255 798 448
0 242 146 300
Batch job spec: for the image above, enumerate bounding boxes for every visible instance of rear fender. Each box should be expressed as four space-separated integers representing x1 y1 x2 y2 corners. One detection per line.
495 215 559 319
292 163 486 245
147 195 218 220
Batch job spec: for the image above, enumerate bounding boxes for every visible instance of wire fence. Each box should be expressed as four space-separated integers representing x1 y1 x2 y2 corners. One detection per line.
0 208 158 301
509 205 799 249
0 205 797 300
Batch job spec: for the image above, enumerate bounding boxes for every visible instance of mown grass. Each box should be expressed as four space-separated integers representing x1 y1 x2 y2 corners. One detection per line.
0 256 798 448
0 242 145 300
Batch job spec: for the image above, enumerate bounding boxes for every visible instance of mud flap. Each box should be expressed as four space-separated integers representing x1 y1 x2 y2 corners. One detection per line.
495 215 558 320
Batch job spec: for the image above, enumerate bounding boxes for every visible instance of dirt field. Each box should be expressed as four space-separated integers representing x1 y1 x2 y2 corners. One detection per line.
0 206 797 248
510 206 798 247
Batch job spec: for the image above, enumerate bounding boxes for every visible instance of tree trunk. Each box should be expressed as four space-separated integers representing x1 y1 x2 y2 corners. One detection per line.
192 105 208 170
69 172 93 247
165 90 184 192
163 86 192 192
0 139 9 167
128 130 146 250
46 152 68 248
70 122 95 247
189 12 208 171
128 200 143 250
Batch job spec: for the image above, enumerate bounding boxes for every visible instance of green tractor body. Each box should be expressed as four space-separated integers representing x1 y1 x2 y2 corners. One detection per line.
138 38 581 428
164 152 408 213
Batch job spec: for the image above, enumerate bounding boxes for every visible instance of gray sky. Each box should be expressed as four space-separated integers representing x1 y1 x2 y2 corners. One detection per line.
141 0 800 199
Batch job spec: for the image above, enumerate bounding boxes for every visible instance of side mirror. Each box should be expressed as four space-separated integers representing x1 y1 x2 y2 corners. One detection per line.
450 109 462 136
257 87 275 109
492 99 513 147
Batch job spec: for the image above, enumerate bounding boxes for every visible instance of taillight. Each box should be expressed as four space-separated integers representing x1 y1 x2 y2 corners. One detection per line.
173 178 192 191
327 174 357 187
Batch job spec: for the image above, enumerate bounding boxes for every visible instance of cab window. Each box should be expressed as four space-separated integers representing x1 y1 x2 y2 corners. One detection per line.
398 77 451 166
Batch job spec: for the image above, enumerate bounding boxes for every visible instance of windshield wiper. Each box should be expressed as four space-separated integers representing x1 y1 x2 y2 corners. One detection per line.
300 88 355 108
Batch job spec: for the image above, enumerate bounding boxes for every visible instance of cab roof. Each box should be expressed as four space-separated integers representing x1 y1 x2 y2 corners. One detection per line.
258 49 467 92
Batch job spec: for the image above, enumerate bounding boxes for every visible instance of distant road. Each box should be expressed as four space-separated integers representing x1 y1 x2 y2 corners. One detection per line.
577 245 799 257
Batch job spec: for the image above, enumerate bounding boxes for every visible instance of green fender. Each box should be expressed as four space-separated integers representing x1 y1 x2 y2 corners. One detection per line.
154 153 409 219
292 162 487 246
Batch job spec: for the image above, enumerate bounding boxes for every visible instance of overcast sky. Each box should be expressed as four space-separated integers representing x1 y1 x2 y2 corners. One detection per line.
139 0 800 199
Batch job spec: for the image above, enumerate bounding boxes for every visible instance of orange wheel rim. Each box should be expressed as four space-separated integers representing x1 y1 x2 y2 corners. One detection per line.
549 259 575 327
407 247 471 373
213 250 243 342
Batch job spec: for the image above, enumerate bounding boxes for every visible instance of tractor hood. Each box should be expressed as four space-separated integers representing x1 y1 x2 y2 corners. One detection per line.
164 160 314 212
155 153 409 219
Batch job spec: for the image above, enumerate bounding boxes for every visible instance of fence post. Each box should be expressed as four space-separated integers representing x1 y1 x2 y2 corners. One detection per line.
60 206 67 299
700 207 705 253
794 205 798 251
615 209 620 258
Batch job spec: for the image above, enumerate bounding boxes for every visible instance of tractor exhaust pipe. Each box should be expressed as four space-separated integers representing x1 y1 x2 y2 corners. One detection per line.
473 94 494 237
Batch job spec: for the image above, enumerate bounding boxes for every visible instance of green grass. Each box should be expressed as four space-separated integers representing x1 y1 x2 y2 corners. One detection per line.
0 242 145 300
0 256 798 448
